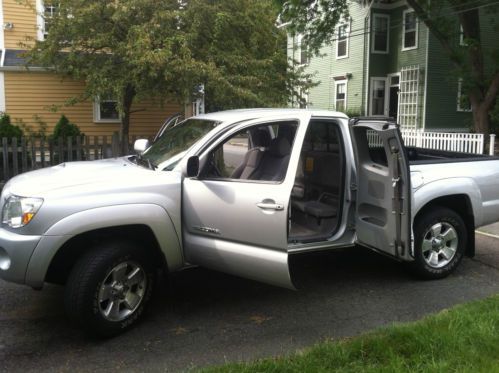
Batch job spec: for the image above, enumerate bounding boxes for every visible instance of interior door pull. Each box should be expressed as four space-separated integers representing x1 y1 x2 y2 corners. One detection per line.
257 202 284 210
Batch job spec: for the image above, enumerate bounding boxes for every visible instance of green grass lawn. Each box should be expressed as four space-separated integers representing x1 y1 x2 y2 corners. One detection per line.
201 295 499 373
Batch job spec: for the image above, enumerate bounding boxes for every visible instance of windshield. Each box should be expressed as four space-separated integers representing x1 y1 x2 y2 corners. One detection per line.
142 118 218 168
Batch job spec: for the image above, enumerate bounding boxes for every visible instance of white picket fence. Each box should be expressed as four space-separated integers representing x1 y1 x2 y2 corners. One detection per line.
367 130 485 154
401 130 484 154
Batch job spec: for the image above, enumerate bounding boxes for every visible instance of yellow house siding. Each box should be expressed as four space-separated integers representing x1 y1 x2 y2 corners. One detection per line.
3 0 38 48
4 71 181 137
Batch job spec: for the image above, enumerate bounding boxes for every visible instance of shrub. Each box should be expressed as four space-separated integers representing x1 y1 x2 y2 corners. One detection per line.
344 107 364 118
52 115 82 139
0 114 23 139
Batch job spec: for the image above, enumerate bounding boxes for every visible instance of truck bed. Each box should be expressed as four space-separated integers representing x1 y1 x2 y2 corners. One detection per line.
369 146 498 166
406 147 496 164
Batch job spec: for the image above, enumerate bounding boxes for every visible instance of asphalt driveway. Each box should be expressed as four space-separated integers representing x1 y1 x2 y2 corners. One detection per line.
1 230 498 372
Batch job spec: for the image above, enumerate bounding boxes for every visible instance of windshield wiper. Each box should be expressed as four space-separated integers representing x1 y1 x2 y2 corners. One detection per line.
130 155 156 170
144 158 156 170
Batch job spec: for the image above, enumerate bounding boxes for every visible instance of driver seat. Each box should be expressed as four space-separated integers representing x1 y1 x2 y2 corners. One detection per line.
230 128 271 179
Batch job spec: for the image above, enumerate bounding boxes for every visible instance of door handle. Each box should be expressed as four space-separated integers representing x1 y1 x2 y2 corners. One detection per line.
257 202 284 211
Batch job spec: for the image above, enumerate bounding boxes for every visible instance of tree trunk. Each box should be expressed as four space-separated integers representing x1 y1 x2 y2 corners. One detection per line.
473 104 490 134
119 84 136 156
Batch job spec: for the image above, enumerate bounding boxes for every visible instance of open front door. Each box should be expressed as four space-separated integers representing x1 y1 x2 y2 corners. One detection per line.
349 118 412 260
182 113 311 289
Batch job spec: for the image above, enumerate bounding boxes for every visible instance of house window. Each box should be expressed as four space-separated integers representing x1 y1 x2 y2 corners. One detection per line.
43 2 58 39
336 24 349 59
371 78 386 116
297 35 309 65
402 10 418 50
459 25 469 46
372 14 389 53
334 80 347 112
94 97 120 122
457 80 472 112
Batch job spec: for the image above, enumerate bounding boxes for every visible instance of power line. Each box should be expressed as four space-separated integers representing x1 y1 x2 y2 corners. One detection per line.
287 0 499 49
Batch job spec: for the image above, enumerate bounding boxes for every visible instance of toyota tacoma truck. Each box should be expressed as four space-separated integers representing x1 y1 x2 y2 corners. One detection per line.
1 109 498 336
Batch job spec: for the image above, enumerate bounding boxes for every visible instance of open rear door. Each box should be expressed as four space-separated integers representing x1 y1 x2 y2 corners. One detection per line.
349 118 412 260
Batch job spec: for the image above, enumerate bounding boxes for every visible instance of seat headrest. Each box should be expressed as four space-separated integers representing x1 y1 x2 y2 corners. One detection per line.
251 128 271 148
269 137 291 157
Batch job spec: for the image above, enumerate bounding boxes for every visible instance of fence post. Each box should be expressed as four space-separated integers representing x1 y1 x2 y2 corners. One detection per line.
490 134 496 156
12 137 18 177
2 138 8 181
67 136 73 162
112 133 119 157
22 137 28 171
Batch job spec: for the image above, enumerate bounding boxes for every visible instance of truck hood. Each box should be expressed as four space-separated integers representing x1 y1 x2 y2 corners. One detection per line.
3 158 178 199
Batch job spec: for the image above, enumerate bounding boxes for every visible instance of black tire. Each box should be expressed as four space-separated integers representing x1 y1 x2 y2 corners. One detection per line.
64 240 155 337
411 206 467 280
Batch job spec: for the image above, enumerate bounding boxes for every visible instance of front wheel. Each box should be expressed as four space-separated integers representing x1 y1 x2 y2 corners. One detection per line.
64 240 155 337
411 207 467 280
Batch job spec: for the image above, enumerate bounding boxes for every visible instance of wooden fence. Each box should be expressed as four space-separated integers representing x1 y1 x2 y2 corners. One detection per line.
0 134 151 183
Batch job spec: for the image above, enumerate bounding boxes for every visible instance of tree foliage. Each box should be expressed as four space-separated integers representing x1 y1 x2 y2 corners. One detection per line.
280 0 499 139
26 0 311 154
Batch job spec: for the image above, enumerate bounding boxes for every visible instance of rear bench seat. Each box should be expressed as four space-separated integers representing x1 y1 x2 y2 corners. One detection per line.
292 152 341 219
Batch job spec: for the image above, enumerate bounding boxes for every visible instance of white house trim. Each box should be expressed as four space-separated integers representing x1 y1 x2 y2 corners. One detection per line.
0 0 5 50
0 72 6 112
93 97 121 123
371 0 406 10
35 0 45 41
402 9 418 51
334 79 348 112
335 22 350 60
369 77 387 116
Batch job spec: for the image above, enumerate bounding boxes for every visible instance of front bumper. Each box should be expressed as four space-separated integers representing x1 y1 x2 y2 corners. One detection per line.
0 228 41 285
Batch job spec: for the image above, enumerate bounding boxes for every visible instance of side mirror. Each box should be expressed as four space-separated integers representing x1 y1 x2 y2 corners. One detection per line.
134 139 150 154
186 156 200 178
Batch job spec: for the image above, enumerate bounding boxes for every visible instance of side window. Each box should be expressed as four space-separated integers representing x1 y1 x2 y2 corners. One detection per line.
204 121 297 182
366 130 388 166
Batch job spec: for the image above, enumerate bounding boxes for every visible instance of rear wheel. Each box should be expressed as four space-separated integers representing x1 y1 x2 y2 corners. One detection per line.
64 240 155 337
411 207 466 280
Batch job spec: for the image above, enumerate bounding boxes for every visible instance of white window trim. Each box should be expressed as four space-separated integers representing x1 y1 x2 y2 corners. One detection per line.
335 23 350 60
459 25 467 46
297 34 309 66
371 14 390 54
36 0 45 41
0 72 5 112
457 79 472 112
93 98 121 123
402 9 418 51
369 77 388 116
334 79 348 112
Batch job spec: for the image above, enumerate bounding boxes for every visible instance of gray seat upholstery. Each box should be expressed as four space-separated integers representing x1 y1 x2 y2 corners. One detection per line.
251 137 291 181
231 129 271 179
292 152 341 219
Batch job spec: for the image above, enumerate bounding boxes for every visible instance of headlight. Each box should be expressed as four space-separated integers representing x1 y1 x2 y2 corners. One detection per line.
2 196 43 228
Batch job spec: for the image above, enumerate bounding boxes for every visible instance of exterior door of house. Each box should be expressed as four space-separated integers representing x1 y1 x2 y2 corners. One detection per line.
387 73 400 121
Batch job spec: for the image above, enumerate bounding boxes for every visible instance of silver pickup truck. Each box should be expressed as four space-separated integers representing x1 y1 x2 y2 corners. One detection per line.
1 109 498 336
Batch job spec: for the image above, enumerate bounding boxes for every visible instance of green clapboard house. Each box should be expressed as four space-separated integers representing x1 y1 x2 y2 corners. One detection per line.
288 0 484 132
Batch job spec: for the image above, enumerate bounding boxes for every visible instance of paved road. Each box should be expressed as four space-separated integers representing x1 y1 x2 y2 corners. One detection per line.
1 232 498 372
